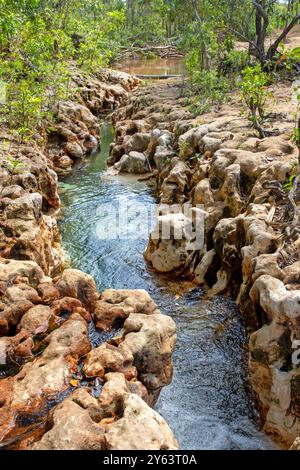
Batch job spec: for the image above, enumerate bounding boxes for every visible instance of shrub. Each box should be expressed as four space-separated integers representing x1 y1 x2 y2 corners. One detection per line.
241 64 271 138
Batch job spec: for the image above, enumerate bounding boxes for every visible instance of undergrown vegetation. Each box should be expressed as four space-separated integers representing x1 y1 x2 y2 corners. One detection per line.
0 1 299 136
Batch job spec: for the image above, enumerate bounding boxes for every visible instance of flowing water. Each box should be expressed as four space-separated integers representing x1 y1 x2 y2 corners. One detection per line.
58 122 278 450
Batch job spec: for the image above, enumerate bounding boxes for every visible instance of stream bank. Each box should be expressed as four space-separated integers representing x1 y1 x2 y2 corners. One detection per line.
108 73 300 448
0 69 178 450
59 120 277 450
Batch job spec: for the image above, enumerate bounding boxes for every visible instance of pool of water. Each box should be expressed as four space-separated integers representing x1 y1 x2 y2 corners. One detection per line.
58 122 278 450
115 57 185 76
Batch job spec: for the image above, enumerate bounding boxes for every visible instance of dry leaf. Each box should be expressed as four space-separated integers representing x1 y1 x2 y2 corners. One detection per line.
70 379 78 387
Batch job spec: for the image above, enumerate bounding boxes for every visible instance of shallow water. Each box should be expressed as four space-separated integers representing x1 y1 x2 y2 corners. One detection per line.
115 57 185 76
58 122 278 450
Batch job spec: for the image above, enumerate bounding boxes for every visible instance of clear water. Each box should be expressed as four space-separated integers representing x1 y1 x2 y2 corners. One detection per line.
58 122 278 450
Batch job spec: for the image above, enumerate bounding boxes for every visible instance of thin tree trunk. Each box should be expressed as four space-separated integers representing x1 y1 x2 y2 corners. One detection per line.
267 14 300 61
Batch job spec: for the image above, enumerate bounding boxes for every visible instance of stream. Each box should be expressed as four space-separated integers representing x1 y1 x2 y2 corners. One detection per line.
58 69 278 450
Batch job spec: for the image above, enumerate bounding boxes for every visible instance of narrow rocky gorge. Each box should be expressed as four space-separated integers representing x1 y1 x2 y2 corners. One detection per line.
108 78 300 448
0 70 178 450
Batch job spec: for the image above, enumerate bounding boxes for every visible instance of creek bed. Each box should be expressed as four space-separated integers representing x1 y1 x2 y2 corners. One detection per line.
58 121 278 450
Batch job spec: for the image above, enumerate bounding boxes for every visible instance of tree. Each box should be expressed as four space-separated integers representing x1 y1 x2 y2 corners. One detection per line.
245 1 300 64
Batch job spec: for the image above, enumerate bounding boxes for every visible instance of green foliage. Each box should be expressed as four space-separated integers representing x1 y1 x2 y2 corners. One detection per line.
284 163 299 192
0 0 126 136
220 50 249 75
0 152 26 189
241 64 271 137
186 70 230 116
0 0 298 136
274 45 300 72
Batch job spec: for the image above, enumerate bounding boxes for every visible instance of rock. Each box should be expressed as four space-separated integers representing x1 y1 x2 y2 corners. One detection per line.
160 158 190 204
64 142 84 160
194 249 216 285
17 305 56 335
0 316 90 443
193 179 215 207
124 132 151 154
122 312 177 402
83 342 134 379
1 185 25 200
55 269 99 312
54 155 73 171
83 135 98 152
0 259 46 289
0 283 42 327
145 213 200 273
282 261 300 285
32 389 106 450
33 373 178 450
252 254 283 282
36 282 60 304
250 275 300 321
107 144 124 165
153 146 175 172
3 193 42 222
93 289 159 331
290 438 300 450
114 152 149 174
249 274 300 446
104 393 178 450
50 297 90 322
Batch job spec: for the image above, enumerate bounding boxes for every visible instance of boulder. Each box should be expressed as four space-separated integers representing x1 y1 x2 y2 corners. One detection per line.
83 342 134 379
33 373 178 450
124 133 151 154
122 312 177 402
32 389 106 450
17 305 56 336
145 212 201 273
105 393 178 450
93 289 159 331
55 269 99 312
64 142 84 160
0 316 90 444
114 152 149 174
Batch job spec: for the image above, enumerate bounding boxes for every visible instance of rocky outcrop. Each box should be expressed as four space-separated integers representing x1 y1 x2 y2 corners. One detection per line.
48 69 140 174
0 71 178 450
0 69 140 274
0 259 177 450
109 77 300 448
32 375 178 451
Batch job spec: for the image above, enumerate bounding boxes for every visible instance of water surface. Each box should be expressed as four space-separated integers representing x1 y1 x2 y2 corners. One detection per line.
115 57 184 76
58 122 277 450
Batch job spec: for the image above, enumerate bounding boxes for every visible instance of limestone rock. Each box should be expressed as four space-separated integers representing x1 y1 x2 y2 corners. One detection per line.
17 305 56 335
93 289 159 331
290 438 300 450
145 212 200 273
55 269 99 312
123 312 177 402
83 342 134 379
0 316 90 443
105 393 178 450
32 389 106 450
114 151 149 174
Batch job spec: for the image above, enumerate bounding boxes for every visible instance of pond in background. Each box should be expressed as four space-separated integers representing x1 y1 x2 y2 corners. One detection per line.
115 57 185 76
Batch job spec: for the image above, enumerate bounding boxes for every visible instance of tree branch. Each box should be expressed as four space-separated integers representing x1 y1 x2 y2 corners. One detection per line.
191 0 202 23
267 14 300 60
227 26 260 54
252 1 269 23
